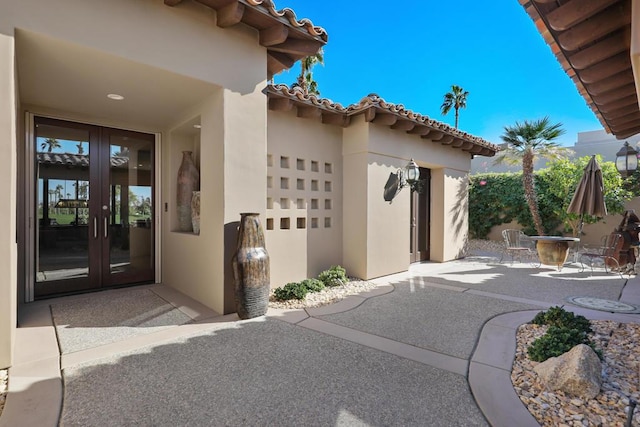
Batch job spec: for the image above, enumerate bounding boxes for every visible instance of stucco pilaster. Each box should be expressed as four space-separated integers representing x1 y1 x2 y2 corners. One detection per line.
431 168 469 262
0 33 17 368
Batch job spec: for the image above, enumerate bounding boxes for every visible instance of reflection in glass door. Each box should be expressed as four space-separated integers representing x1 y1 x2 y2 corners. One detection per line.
34 117 155 298
103 128 155 285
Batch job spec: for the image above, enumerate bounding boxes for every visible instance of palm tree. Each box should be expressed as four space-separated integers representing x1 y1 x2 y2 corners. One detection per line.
495 117 570 235
41 138 61 152
440 85 469 128
293 48 324 95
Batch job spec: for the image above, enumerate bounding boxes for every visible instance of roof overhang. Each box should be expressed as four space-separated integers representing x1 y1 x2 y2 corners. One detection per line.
267 85 499 157
520 0 640 139
165 0 327 77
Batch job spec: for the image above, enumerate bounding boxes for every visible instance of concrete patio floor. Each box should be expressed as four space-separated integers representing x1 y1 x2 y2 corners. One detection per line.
2 254 640 426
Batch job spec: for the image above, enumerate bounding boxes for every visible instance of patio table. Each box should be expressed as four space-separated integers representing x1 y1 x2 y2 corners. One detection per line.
530 236 580 270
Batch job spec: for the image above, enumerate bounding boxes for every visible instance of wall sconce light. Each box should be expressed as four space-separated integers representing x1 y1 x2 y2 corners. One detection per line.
615 141 638 179
402 158 421 192
383 159 421 203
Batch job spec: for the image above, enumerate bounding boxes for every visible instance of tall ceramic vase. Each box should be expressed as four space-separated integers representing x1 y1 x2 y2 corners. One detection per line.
232 213 270 319
176 151 199 232
191 191 201 235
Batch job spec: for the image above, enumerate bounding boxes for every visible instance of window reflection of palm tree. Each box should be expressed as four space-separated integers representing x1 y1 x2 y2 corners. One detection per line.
41 138 61 152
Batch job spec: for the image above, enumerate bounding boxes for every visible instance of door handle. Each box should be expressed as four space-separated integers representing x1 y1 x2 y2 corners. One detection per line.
93 217 98 239
104 217 108 239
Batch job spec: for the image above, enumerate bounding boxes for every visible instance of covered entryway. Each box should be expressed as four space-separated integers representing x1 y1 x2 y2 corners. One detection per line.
34 117 155 297
410 167 431 263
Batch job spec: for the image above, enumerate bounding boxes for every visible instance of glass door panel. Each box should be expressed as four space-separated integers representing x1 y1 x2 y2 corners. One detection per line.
34 118 155 297
35 119 98 296
104 130 155 285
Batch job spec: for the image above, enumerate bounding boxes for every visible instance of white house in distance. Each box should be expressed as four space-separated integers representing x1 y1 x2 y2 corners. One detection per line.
0 0 500 369
471 129 640 174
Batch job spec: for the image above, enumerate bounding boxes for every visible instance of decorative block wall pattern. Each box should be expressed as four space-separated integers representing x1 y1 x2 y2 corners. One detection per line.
266 154 335 230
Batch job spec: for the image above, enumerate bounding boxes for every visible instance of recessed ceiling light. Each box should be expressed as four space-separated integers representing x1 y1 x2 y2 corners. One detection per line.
107 93 124 101
193 124 202 129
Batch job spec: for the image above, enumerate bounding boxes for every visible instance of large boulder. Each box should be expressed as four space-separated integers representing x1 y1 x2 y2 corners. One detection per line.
533 344 602 400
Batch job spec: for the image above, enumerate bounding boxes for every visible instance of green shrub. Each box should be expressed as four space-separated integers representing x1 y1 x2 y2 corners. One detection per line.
272 278 326 301
300 278 325 293
273 282 309 301
531 306 592 334
318 265 348 287
527 326 591 362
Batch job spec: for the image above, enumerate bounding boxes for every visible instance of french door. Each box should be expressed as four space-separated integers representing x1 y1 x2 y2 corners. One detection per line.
410 167 431 263
34 117 155 298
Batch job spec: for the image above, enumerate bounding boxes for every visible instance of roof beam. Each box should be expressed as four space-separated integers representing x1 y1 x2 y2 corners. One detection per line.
597 94 638 113
579 52 631 84
585 69 634 95
439 135 454 144
269 39 324 56
390 120 416 131
407 126 431 136
267 51 294 70
607 111 640 126
424 130 444 141
460 141 475 151
268 97 293 112
613 125 640 139
371 113 397 126
469 145 484 154
260 25 289 47
216 1 245 28
297 106 321 119
605 103 639 119
322 112 350 127
556 2 630 51
591 83 637 105
567 31 628 70
546 0 619 32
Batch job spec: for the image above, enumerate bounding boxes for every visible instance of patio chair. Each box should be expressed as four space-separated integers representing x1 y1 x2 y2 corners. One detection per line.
578 232 624 278
499 229 539 266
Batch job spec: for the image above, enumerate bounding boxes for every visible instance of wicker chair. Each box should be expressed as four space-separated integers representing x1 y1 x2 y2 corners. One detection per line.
500 229 539 266
579 233 624 278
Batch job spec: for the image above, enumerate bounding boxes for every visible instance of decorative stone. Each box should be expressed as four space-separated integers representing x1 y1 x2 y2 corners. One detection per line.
176 151 199 232
533 344 602 400
191 191 200 235
232 213 270 319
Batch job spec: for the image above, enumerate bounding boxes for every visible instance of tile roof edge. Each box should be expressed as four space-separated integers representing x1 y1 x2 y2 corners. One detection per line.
247 0 328 42
267 84 499 151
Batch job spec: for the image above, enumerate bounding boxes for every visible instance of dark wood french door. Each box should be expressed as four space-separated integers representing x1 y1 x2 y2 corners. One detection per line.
410 167 431 263
34 117 155 298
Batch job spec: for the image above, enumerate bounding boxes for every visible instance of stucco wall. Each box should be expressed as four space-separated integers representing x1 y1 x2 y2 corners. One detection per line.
342 115 473 279
266 110 344 286
3 0 269 324
0 33 17 369
0 0 261 94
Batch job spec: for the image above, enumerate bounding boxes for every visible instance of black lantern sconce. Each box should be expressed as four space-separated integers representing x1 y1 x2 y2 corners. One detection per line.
616 141 638 179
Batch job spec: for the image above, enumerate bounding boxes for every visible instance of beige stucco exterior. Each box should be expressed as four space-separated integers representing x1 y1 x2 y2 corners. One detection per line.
266 110 344 286
0 0 493 370
0 32 17 369
1 0 271 367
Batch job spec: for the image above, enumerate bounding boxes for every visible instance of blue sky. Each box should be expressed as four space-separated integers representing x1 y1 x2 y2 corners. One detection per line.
272 0 604 146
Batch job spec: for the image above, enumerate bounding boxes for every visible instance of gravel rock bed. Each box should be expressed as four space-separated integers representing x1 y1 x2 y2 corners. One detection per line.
512 321 640 426
0 368 6 417
268 279 379 309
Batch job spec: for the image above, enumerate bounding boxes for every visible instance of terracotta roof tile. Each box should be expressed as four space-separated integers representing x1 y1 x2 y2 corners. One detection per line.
267 84 499 156
247 0 328 41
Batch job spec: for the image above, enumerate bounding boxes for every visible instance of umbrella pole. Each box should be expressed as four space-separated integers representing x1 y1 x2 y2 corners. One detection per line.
574 216 584 263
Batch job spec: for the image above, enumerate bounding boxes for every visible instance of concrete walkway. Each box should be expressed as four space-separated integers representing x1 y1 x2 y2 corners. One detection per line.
2 255 640 426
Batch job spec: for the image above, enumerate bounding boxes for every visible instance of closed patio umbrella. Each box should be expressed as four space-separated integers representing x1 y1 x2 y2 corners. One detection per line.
567 155 607 235
568 155 607 218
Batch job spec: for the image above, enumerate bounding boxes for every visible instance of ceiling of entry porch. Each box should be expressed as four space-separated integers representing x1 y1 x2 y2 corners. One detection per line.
15 29 217 130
